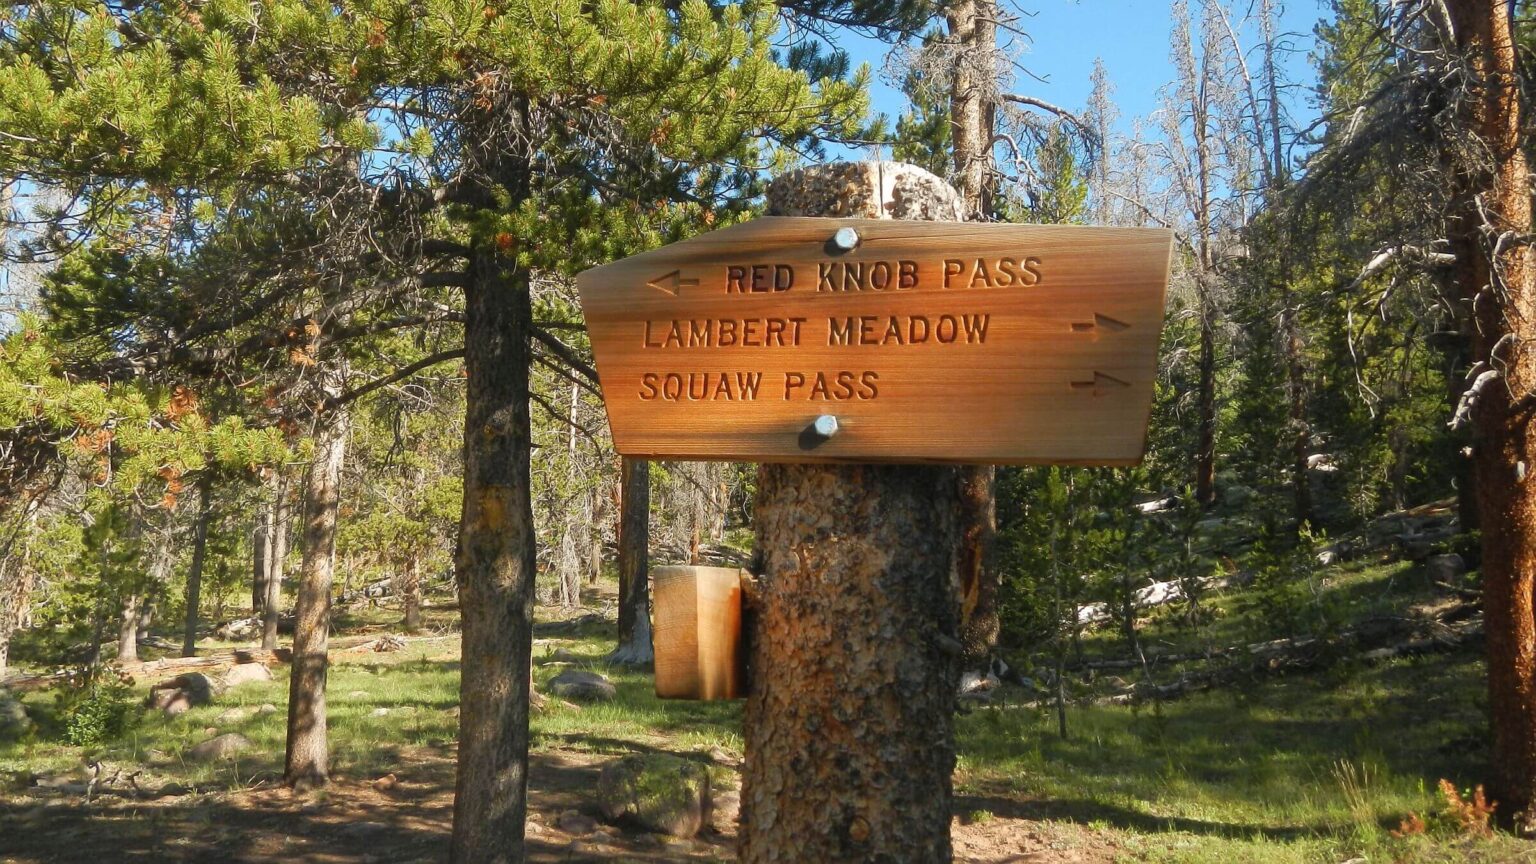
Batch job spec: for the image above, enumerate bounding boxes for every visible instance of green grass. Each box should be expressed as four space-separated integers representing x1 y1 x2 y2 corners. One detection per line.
953 647 1519 861
2 570 1531 863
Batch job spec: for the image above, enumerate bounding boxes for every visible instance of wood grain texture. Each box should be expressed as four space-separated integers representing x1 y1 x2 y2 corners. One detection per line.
576 217 1173 465
652 565 743 700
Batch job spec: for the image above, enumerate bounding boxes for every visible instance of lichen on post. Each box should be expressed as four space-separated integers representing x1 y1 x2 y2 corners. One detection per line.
739 161 965 863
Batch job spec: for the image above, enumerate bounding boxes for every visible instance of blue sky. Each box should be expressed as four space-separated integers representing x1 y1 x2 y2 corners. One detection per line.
835 0 1330 145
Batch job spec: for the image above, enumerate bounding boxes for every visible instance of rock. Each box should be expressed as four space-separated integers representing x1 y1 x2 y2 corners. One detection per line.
221 663 272 689
1402 536 1437 561
371 707 390 717
1222 484 1257 507
0 691 34 741
557 809 598 836
347 690 370 699
216 708 251 724
596 754 712 838
157 782 190 797
547 669 616 702
767 161 965 222
214 617 261 641
187 733 252 762
1427 553 1467 583
704 747 740 768
256 703 279 715
1196 516 1227 534
148 672 215 715
709 789 740 833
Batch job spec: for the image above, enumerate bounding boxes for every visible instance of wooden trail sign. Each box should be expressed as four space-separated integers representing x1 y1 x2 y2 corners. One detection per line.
576 217 1174 465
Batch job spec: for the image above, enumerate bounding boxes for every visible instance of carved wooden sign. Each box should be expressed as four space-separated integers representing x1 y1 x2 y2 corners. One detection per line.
576 217 1173 465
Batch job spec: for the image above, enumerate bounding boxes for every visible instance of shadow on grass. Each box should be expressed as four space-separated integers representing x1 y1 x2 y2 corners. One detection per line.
0 750 701 864
953 791 1329 841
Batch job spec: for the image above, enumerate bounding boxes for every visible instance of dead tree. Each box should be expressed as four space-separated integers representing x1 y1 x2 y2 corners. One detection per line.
610 457 653 665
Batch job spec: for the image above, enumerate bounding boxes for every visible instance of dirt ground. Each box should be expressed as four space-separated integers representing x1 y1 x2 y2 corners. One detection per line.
0 746 1119 863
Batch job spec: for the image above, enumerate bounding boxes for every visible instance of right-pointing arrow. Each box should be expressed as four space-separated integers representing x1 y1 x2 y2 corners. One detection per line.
1070 313 1132 336
1071 371 1132 395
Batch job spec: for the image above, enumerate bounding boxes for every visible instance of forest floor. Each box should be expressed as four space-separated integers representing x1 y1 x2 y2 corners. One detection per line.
2 559 1535 863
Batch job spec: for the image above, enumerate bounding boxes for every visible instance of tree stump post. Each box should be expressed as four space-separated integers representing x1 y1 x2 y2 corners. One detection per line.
740 162 966 863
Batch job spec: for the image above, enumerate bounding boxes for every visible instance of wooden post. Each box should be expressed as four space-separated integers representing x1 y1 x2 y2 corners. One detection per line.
740 162 965 863
653 565 744 699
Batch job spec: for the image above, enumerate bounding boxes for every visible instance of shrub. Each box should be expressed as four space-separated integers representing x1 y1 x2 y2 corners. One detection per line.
55 669 139 747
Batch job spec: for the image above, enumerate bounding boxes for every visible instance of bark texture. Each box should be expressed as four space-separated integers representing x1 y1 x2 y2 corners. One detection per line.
956 465 998 667
611 457 653 665
449 239 538 864
744 464 961 863
942 6 1003 669
285 386 348 790
1444 0 1536 829
945 0 997 220
741 162 964 864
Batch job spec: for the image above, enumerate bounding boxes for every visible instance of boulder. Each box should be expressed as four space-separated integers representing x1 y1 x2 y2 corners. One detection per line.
596 754 712 837
148 673 215 715
1222 484 1257 508
0 692 33 741
214 618 261 641
221 663 272 689
1427 553 1467 584
547 669 616 703
187 733 252 762
557 809 598 836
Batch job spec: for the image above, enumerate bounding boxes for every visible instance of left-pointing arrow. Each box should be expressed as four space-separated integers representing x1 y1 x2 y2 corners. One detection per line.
647 270 700 296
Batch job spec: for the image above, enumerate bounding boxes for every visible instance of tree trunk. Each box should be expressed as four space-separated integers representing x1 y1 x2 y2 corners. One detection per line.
741 162 964 864
262 472 288 652
403 557 422 634
944 6 1001 673
945 0 996 220
1195 306 1218 506
182 478 213 656
116 594 140 663
588 487 604 585
253 500 273 614
957 466 998 669
610 457 652 665
449 238 538 864
285 384 348 790
1281 291 1313 528
745 462 961 863
1444 0 1536 830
